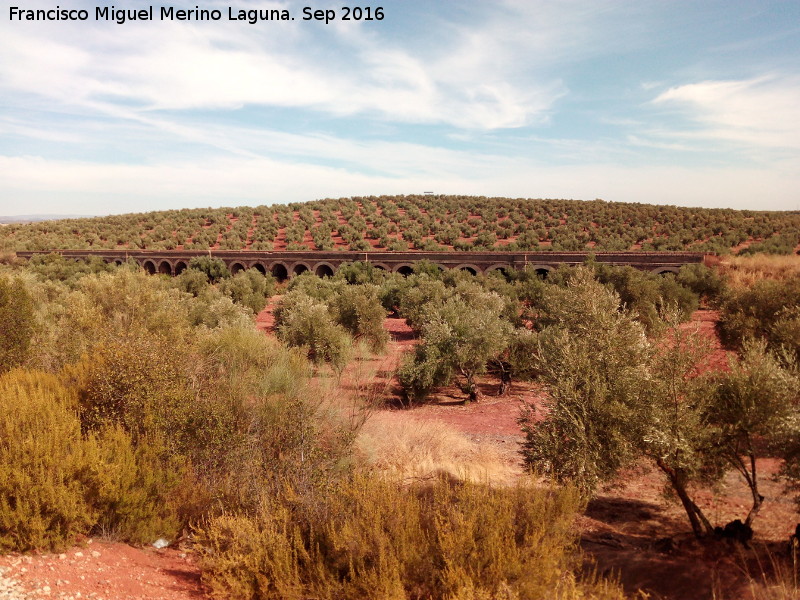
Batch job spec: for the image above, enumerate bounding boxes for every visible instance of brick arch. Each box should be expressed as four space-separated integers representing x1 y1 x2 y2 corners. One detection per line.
486 264 510 277
270 262 289 282
314 262 335 278
158 260 173 275
651 266 680 275
142 259 156 275
252 263 267 275
292 262 310 276
528 264 553 278
394 263 414 276
174 260 188 275
455 263 480 275
229 261 246 275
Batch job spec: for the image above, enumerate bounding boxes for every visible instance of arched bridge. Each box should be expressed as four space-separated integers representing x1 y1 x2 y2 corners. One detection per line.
16 250 708 281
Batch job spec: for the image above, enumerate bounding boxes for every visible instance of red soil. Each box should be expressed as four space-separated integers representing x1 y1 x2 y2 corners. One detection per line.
0 540 204 600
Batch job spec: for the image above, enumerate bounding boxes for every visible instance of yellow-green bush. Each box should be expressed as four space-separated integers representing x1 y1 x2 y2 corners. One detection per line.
0 369 187 550
0 276 35 373
196 475 624 600
84 426 186 544
0 370 94 551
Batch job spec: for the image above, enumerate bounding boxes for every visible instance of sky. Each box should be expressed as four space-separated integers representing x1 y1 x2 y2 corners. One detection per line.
1 0 799 216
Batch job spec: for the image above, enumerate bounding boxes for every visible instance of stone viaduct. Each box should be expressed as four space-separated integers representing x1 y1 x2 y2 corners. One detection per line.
16 250 707 281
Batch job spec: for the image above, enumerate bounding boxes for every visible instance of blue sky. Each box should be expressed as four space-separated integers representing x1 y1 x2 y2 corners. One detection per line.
1 0 799 215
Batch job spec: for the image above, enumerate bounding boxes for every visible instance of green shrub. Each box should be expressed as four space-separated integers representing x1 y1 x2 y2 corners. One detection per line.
676 263 726 303
285 272 339 301
592 264 697 334
27 253 115 287
718 276 800 360
275 294 352 370
174 268 209 296
66 333 195 443
521 269 652 494
219 269 275 314
398 294 512 403
328 285 389 353
188 288 253 329
189 256 230 282
397 276 449 332
378 274 405 313
0 370 94 551
336 261 386 285
396 342 452 405
0 276 35 373
85 426 186 543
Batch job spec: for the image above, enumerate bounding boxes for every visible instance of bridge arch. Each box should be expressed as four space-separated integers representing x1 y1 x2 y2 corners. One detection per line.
314 262 335 278
252 263 267 276
271 262 289 282
455 264 480 276
394 264 414 276
142 260 156 275
229 261 246 275
158 260 173 275
174 260 188 275
528 264 553 279
486 264 511 277
371 263 389 271
292 263 310 276
651 266 680 275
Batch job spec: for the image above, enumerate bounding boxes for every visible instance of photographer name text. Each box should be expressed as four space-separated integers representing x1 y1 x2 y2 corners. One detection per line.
8 5 385 25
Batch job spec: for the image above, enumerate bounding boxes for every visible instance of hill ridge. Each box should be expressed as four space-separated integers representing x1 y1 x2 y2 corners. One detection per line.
2 195 799 256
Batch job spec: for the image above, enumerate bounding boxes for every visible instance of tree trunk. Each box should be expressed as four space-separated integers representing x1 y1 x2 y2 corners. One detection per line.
743 451 764 528
462 371 482 402
497 363 512 396
656 457 714 538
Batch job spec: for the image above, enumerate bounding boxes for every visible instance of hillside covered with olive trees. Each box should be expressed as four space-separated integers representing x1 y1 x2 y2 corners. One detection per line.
3 195 799 256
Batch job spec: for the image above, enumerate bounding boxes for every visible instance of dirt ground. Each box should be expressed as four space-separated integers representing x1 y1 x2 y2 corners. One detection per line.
0 539 203 600
2 307 796 600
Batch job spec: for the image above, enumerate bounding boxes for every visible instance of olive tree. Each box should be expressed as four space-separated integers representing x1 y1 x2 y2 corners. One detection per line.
707 339 799 527
520 269 652 493
275 294 352 372
641 322 721 537
398 292 512 404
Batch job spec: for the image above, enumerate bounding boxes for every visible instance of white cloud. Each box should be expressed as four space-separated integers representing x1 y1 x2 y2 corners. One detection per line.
653 76 800 150
0 2 568 130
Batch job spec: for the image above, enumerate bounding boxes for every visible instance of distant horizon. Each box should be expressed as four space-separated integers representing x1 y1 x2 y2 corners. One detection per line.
2 2 800 215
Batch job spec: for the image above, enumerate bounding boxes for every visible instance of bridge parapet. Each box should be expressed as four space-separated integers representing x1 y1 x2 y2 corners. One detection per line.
15 250 707 279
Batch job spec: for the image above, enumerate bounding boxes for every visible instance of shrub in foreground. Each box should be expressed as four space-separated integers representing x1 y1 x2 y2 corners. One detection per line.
0 370 94 551
196 475 624 600
0 369 187 550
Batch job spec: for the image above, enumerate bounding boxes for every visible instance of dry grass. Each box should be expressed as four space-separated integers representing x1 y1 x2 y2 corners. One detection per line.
356 414 522 485
713 545 800 600
719 255 800 288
